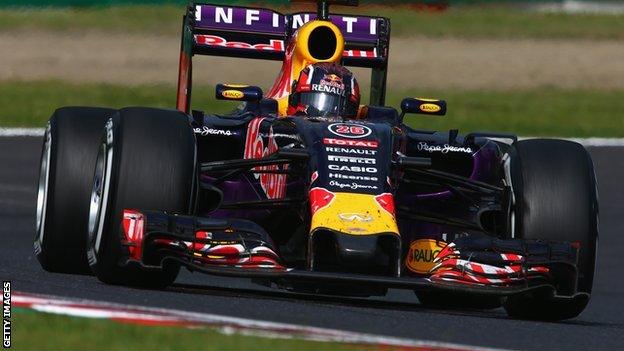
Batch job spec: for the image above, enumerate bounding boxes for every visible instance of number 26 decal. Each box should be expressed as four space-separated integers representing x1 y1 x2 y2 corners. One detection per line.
328 123 372 139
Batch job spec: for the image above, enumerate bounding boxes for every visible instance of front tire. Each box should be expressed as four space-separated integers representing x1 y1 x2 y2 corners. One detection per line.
35 107 115 274
87 107 196 287
504 139 598 320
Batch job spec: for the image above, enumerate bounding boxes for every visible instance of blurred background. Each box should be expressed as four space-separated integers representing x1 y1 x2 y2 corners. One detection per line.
0 0 623 136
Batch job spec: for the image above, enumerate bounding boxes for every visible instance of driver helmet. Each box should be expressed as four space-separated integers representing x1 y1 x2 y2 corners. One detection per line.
287 62 360 118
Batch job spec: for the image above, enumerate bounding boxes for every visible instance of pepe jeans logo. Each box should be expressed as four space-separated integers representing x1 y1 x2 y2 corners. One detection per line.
329 180 378 190
194 126 235 137
417 142 473 154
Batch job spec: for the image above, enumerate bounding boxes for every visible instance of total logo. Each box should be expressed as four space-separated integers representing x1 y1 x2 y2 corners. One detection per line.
324 138 378 148
328 123 372 139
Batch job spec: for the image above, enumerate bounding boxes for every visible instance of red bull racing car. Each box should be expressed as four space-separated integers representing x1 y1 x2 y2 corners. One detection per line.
35 0 598 321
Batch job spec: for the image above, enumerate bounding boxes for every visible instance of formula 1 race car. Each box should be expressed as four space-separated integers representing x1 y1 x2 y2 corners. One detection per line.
35 0 598 321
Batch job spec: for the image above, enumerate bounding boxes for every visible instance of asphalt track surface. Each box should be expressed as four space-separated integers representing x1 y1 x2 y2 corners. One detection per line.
1 136 623 350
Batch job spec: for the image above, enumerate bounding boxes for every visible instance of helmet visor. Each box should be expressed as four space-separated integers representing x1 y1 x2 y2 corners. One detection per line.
299 92 344 117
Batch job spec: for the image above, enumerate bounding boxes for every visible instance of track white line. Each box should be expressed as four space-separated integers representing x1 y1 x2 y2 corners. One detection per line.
533 0 624 14
1 128 623 147
13 291 508 351
518 137 624 147
0 127 44 137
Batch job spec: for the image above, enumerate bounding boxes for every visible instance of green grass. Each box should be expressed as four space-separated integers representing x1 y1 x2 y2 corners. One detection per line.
371 6 624 39
2 81 623 137
0 5 183 34
1 4 623 39
12 309 365 351
387 88 624 137
0 81 238 127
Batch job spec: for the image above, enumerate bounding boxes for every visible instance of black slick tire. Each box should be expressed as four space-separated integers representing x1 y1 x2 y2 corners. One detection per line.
504 139 598 320
35 107 115 274
86 107 196 288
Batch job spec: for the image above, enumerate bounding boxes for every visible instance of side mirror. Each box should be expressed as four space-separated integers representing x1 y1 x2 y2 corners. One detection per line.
215 84 263 102
400 98 446 119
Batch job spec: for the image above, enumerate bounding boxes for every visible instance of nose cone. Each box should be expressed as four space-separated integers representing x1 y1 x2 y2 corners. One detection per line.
335 233 379 263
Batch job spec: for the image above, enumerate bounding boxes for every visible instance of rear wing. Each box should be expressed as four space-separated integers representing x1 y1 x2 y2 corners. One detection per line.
177 2 391 112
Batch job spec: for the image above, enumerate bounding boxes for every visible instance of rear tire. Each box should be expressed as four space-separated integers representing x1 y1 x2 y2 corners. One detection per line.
86 107 196 288
504 139 598 320
35 107 115 274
